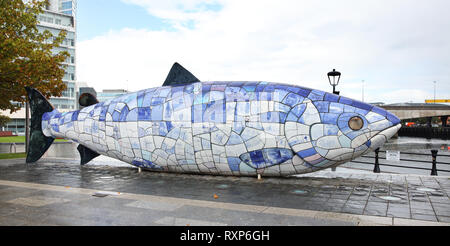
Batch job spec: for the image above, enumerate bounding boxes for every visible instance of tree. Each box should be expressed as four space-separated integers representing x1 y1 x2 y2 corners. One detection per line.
0 0 69 113
0 115 11 128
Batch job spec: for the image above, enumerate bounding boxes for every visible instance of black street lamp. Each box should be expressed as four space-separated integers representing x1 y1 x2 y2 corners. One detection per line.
328 69 341 95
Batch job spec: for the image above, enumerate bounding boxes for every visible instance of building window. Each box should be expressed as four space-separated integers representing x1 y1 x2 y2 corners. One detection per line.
56 19 61 25
61 1 73 10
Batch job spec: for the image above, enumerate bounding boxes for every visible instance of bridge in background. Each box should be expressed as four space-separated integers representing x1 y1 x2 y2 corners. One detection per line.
380 103 450 127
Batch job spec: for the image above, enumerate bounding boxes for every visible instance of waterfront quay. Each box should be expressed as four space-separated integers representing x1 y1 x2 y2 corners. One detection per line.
0 156 449 226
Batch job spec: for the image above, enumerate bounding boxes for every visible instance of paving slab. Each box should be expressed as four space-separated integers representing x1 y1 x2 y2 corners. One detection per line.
0 158 449 226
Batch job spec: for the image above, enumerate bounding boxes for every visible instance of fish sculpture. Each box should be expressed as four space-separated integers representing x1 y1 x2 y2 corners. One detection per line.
26 63 401 177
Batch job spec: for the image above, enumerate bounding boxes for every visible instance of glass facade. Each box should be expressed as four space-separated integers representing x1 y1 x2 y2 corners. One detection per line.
38 0 77 112
97 90 130 103
1 0 78 134
2 119 25 134
60 0 77 18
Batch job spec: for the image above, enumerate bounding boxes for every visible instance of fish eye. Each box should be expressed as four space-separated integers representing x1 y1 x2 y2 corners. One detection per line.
348 116 364 131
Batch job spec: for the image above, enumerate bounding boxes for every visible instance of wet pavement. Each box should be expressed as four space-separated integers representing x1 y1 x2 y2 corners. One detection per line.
0 157 450 226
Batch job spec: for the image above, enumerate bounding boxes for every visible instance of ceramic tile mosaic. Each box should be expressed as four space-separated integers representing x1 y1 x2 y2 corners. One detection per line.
39 81 401 177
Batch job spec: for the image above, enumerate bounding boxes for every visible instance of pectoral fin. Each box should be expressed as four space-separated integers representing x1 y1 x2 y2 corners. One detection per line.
77 145 100 165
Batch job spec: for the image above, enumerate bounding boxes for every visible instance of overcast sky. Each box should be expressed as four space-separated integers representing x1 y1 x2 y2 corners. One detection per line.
76 0 450 104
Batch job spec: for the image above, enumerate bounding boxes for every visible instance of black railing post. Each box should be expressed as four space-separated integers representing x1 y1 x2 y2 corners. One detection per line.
373 148 380 173
431 150 438 176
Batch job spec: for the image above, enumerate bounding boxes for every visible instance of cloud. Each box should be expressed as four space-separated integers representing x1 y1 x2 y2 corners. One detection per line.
120 0 223 28
77 0 450 104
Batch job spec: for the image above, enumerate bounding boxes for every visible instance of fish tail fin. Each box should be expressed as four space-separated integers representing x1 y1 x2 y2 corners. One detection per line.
25 87 56 163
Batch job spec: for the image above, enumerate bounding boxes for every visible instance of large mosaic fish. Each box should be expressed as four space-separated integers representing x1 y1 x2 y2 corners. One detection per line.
25 63 401 177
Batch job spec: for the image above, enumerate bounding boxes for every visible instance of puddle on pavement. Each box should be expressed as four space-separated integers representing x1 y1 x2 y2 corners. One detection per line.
291 190 309 195
416 188 436 192
430 192 445 197
216 184 230 189
378 196 402 201
352 191 368 196
99 176 114 180
92 191 121 197
92 193 109 198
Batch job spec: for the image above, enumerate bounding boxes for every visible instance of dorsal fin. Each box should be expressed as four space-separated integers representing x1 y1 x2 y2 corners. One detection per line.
163 62 200 87
79 93 99 108
77 145 100 165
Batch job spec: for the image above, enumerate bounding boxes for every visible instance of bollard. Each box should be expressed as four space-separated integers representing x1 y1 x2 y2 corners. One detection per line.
9 143 17 153
373 148 380 173
431 150 438 176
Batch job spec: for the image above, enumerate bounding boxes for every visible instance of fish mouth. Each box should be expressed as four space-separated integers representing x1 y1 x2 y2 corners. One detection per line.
369 123 402 149
379 123 402 138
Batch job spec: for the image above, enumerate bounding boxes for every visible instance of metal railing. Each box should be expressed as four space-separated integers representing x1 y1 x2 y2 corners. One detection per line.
350 148 450 176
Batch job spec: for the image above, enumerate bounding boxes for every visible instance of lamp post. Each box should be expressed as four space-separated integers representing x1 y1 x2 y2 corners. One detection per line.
433 81 436 104
327 69 341 172
362 80 365 102
328 69 341 95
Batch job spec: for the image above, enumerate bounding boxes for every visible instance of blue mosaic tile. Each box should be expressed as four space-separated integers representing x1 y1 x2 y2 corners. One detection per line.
184 84 195 94
273 89 289 102
283 93 303 107
308 90 325 101
112 111 120 122
339 97 353 106
227 157 241 171
296 148 317 158
151 97 165 106
158 87 171 98
324 124 339 135
132 160 161 170
138 127 146 138
324 93 340 102
297 88 311 97
138 108 151 121
286 112 299 122
387 111 400 125
126 108 138 121
320 113 339 125
42 112 52 121
352 100 373 111
107 102 117 114
354 108 369 116
51 124 59 132
313 101 330 113
119 107 129 122
151 105 163 121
